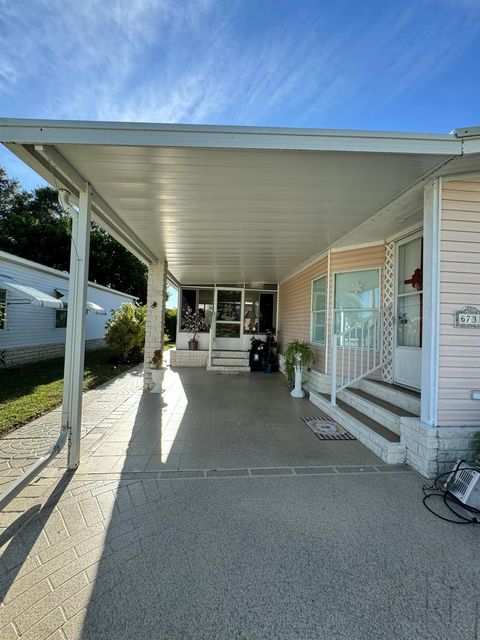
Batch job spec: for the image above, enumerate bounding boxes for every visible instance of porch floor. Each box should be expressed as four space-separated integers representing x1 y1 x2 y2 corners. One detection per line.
0 367 478 639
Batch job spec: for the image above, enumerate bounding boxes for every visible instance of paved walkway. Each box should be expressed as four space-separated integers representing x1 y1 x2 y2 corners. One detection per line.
0 367 478 639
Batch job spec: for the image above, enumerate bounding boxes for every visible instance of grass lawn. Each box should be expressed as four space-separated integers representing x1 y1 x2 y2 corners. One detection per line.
0 348 137 437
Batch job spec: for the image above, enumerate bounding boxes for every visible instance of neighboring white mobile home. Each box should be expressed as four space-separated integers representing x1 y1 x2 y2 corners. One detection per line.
0 250 137 367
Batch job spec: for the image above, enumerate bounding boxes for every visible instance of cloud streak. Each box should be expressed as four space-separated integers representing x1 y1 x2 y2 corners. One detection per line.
0 0 479 132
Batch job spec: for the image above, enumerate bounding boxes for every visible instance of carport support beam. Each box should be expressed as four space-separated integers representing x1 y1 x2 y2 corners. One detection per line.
64 183 92 469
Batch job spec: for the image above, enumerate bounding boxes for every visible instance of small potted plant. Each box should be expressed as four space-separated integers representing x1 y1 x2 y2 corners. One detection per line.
182 308 209 350
149 348 165 393
284 340 314 398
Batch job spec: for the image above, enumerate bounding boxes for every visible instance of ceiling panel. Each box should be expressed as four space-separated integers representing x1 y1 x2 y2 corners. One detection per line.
58 144 448 283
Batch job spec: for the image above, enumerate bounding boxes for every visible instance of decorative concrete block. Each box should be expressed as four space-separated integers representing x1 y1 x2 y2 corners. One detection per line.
143 260 167 390
170 350 208 367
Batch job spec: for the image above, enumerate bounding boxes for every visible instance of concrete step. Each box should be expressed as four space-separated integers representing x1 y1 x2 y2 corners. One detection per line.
338 388 418 436
309 391 406 465
211 357 249 366
207 364 250 373
358 378 421 415
212 350 249 359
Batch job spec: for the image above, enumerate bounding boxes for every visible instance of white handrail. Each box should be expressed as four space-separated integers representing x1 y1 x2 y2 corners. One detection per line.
330 310 388 405
208 311 216 367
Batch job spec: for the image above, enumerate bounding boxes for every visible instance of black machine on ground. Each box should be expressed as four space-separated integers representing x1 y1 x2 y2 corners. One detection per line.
249 331 278 373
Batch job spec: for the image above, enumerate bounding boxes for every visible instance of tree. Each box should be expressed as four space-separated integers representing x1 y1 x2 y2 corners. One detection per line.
0 166 148 302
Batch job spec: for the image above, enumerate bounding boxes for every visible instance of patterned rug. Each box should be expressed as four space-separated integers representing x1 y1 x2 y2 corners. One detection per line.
302 416 356 441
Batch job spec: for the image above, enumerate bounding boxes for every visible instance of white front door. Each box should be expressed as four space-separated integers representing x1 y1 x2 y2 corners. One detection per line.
214 288 243 350
394 233 423 390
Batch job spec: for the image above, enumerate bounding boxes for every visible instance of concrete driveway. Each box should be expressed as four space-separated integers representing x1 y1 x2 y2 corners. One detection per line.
0 367 478 639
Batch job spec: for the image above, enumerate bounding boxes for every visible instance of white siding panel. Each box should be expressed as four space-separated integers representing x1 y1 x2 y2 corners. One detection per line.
438 179 480 427
0 255 136 349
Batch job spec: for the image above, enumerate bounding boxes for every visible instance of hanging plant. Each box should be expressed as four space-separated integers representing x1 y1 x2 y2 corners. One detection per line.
283 340 315 385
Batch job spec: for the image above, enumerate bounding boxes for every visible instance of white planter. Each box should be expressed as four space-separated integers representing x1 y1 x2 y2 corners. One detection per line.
290 365 305 398
150 367 166 394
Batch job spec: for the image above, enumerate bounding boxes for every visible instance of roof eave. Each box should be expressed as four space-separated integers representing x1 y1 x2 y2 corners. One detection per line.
0 117 462 155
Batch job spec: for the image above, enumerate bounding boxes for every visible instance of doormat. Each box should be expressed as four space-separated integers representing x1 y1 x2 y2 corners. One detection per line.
302 416 356 441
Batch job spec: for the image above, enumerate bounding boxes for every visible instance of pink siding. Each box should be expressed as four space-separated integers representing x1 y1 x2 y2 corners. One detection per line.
438 179 480 427
278 256 328 372
278 244 385 374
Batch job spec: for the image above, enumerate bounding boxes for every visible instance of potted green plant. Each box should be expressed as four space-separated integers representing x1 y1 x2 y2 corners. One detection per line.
284 340 314 398
149 349 165 393
182 308 209 350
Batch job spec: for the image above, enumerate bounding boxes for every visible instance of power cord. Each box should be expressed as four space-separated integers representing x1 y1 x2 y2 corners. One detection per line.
422 464 480 525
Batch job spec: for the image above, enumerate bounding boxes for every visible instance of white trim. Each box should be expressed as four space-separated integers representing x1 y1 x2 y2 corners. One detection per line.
0 118 462 154
392 230 423 390
275 284 280 337
420 179 441 426
325 250 331 374
0 250 138 300
330 241 385 254
310 274 327 347
385 223 423 244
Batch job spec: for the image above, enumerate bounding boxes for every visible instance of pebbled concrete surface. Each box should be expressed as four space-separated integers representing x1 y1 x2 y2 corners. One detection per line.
0 367 478 639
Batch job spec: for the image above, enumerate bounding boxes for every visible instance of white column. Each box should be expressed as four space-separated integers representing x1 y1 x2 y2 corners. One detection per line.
421 179 441 426
63 184 92 469
144 259 168 390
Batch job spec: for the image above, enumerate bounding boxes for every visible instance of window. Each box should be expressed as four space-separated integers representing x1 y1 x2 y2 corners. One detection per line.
334 269 380 347
198 289 214 328
55 303 68 328
180 288 213 332
311 276 327 345
0 289 6 330
180 289 197 330
243 290 260 334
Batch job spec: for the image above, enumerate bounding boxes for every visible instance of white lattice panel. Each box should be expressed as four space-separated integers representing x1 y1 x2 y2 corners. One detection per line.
382 242 395 383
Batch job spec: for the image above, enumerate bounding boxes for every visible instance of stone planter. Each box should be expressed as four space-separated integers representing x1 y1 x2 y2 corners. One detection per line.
150 367 166 394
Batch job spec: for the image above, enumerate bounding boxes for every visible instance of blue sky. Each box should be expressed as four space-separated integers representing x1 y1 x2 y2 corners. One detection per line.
1 0 479 184
1 0 480 306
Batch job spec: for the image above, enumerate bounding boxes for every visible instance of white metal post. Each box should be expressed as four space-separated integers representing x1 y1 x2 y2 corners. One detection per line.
421 179 441 426
331 331 337 405
64 184 92 469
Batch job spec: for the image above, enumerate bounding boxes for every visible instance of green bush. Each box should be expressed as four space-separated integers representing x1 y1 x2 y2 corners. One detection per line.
105 303 146 362
164 308 177 342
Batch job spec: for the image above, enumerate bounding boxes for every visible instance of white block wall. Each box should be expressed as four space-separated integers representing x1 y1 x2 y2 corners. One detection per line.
170 349 208 367
143 260 167 390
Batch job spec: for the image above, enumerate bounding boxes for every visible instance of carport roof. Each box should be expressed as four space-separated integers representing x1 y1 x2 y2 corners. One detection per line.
0 118 477 284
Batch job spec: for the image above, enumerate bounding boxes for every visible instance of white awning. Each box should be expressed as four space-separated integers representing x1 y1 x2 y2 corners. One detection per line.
0 277 63 309
55 288 106 315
